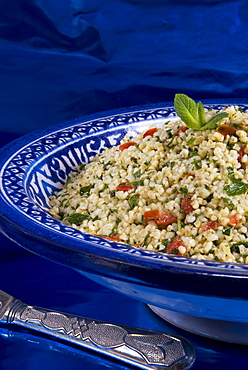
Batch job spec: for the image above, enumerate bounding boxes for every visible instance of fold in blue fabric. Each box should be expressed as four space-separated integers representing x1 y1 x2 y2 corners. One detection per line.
0 0 248 133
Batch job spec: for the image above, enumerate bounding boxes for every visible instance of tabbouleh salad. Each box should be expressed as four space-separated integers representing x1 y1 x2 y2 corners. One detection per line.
49 94 248 264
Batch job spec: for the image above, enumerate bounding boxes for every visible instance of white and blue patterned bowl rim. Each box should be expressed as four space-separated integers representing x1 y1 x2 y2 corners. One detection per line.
2 99 248 275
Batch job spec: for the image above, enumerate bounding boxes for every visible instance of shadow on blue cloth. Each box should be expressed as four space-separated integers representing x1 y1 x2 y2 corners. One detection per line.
0 0 247 134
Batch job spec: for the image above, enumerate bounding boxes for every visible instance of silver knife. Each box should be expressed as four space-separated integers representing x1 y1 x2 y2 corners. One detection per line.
0 290 195 369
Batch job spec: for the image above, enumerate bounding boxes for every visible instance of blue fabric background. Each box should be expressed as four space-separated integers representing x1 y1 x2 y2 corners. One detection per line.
1 3 248 368
0 0 248 133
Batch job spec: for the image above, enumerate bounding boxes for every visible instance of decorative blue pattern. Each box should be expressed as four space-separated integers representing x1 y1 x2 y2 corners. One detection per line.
2 104 248 273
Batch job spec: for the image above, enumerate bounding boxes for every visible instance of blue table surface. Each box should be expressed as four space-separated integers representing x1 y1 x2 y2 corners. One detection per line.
1 132 248 370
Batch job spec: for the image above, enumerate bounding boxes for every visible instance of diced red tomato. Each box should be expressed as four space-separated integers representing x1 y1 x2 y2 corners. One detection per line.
116 183 134 191
174 126 187 136
98 234 121 242
167 238 186 255
156 211 177 228
238 148 245 166
144 209 160 224
181 194 194 213
185 173 196 179
200 220 220 233
217 124 236 137
143 209 177 228
228 214 239 227
119 141 137 151
143 128 158 138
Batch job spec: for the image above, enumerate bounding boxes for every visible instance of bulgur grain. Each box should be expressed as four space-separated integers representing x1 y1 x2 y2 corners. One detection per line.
49 105 248 263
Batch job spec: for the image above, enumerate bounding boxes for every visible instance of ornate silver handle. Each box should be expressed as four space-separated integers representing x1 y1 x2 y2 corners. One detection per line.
0 290 195 369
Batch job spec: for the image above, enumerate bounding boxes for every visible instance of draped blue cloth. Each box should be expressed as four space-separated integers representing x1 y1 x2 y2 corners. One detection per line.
1 4 248 368
0 0 247 133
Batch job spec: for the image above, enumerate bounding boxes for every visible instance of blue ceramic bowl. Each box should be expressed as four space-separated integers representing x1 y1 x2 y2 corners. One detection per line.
2 100 248 342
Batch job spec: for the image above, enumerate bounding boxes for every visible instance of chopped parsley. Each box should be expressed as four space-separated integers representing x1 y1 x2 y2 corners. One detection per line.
223 227 231 236
78 164 86 171
231 242 248 252
187 137 196 145
224 167 248 196
177 219 183 230
99 183 109 192
109 208 118 213
192 159 201 169
141 215 146 226
161 239 170 246
128 194 139 210
189 148 198 157
66 176 72 185
130 179 144 186
167 136 176 148
140 234 149 247
133 169 141 178
103 161 112 170
231 244 240 253
80 183 95 196
111 217 122 234
67 213 90 226
93 215 100 221
164 161 175 168
223 197 235 208
131 157 138 163
179 186 188 194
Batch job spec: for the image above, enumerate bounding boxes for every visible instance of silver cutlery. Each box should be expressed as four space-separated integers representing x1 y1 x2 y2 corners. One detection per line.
0 289 195 369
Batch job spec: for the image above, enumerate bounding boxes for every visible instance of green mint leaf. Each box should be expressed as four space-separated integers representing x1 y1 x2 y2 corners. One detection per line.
200 112 228 130
196 101 205 126
174 94 202 130
174 94 228 131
